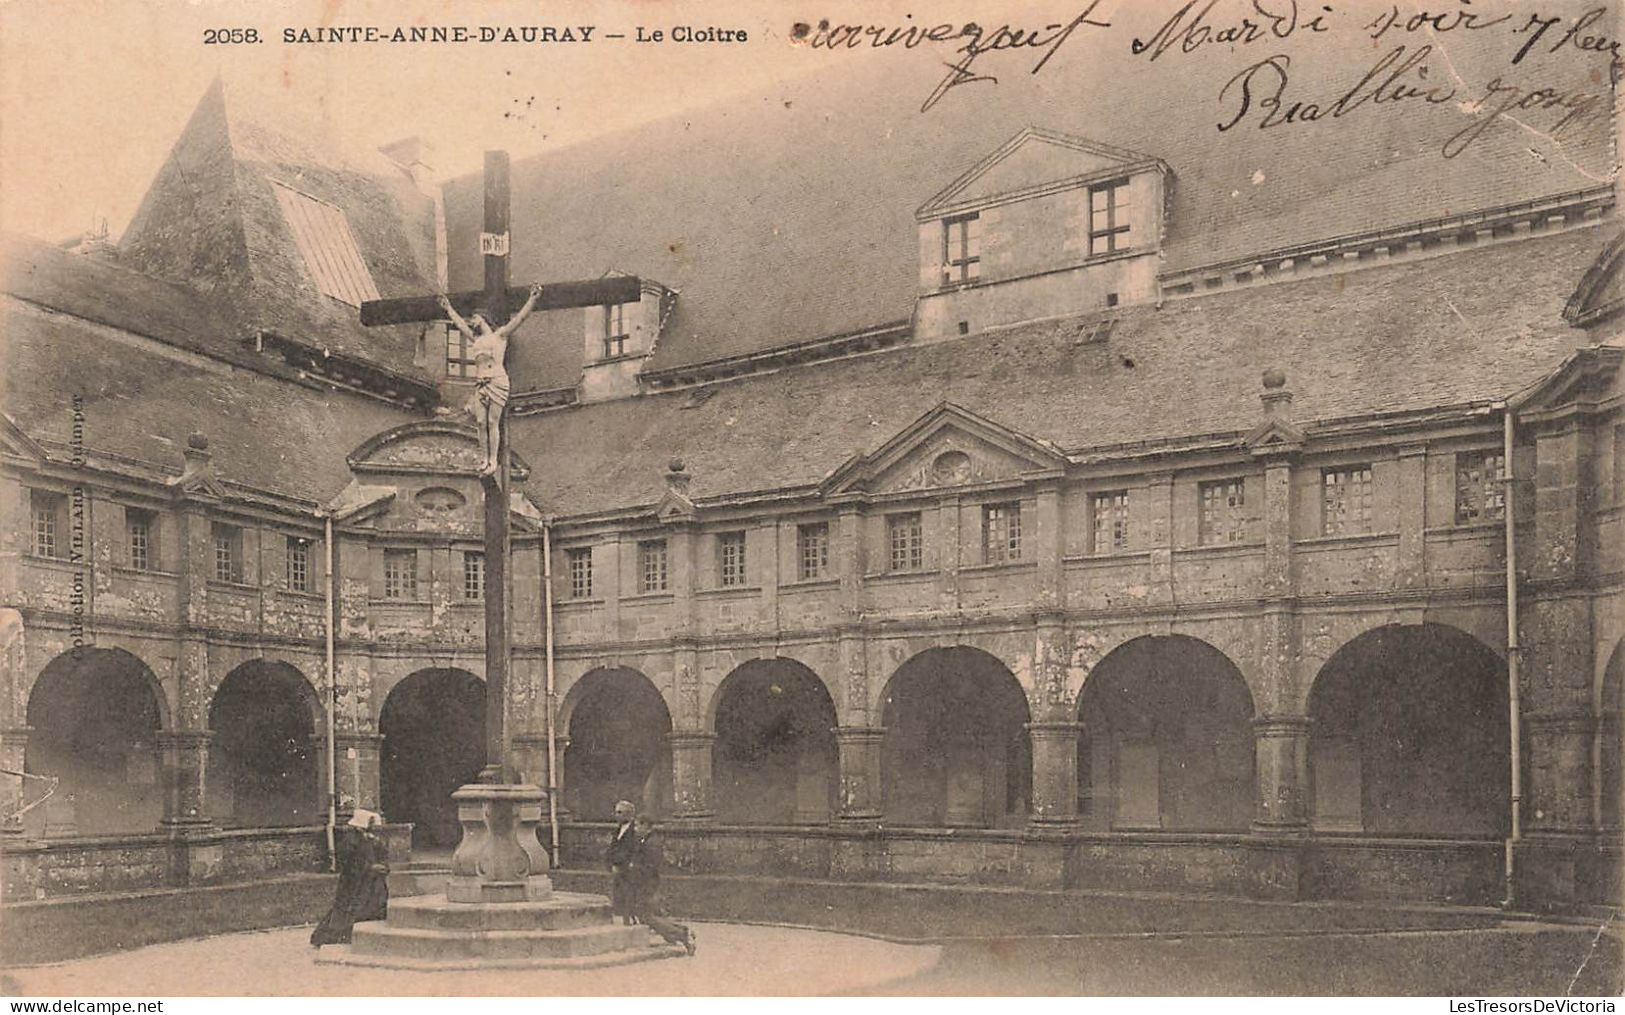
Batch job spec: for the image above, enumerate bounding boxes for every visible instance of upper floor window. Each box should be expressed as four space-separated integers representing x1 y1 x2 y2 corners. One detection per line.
982 502 1022 564
1198 479 1249 546
603 303 630 360
718 531 747 587
638 539 669 594
1455 451 1506 524
942 212 982 285
446 324 475 379
1090 490 1130 555
383 548 418 600
1322 465 1374 536
463 550 484 600
887 511 924 572
567 547 593 599
797 522 830 581
213 523 243 583
127 508 156 571
1088 178 1131 256
287 536 311 593
31 489 64 558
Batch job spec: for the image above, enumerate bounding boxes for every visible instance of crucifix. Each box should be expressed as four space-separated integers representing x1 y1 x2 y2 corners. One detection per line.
362 151 639 785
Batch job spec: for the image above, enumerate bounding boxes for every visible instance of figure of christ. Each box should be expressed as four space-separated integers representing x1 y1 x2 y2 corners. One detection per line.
438 284 544 477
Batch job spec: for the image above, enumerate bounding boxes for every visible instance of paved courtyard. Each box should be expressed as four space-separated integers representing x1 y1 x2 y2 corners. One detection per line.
4 922 939 996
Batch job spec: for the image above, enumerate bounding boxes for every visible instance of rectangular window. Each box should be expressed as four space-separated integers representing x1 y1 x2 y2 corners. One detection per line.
1322 465 1374 536
797 522 829 581
30 490 63 558
1455 451 1506 524
1090 490 1130 554
127 509 155 571
718 531 747 587
603 303 629 360
269 180 380 307
212 523 243 583
1198 479 1249 546
286 536 311 593
942 212 981 285
887 512 924 572
638 539 669 593
982 502 1022 564
1088 177 1131 256
446 324 475 379
567 547 593 599
462 551 484 600
383 548 418 600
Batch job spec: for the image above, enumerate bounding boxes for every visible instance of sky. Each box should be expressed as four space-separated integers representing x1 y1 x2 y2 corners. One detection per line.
0 0 882 243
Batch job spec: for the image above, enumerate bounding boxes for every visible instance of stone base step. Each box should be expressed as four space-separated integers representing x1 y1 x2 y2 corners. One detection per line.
385 891 612 932
317 936 687 972
351 920 648 961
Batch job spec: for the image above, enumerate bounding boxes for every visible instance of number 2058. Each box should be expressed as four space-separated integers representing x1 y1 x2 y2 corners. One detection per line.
204 28 260 43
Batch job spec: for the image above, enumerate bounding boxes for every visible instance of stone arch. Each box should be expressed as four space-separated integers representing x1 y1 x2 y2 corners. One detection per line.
879 645 1031 828
708 658 838 825
1600 638 1623 831
379 667 486 850
206 660 323 828
23 647 169 836
561 666 672 821
1307 623 1508 836
1074 635 1256 832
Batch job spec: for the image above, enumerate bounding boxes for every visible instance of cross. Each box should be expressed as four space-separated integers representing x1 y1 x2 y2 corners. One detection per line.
361 151 639 784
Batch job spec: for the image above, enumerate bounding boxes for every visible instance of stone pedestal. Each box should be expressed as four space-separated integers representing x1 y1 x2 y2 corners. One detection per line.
158 731 213 829
834 726 884 822
1027 722 1082 826
668 732 716 821
318 780 683 971
1253 717 1311 835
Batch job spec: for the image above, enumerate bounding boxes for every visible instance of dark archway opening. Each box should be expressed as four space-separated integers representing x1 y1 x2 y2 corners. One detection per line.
380 668 485 850
881 647 1031 828
207 661 320 828
1309 624 1508 836
712 659 837 825
1075 635 1255 832
24 648 166 836
563 668 672 821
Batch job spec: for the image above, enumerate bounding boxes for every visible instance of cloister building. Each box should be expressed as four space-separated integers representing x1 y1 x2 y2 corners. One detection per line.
3 28 1622 917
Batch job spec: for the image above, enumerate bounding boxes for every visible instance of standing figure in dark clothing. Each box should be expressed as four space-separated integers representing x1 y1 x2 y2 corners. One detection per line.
627 815 696 956
605 799 639 925
310 809 390 947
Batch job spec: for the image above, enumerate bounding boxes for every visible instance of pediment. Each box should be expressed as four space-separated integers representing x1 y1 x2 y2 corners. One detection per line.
825 403 1067 496
1509 345 1623 417
655 488 696 522
1243 418 1307 457
347 420 531 481
919 127 1164 219
1564 231 1625 329
0 414 47 463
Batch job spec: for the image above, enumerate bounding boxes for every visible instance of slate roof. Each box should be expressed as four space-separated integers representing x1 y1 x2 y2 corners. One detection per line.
117 78 439 378
445 9 1613 383
508 223 1613 517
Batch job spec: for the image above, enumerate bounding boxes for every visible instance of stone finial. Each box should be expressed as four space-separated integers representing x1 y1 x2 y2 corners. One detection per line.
665 459 691 498
1261 369 1293 416
183 432 211 463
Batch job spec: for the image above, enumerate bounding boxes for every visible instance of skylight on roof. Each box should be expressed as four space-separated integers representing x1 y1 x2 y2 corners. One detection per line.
269 180 380 307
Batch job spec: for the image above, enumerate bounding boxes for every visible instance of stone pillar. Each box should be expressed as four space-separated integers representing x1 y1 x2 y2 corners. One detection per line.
1252 716 1311 834
667 731 715 821
158 730 213 829
1145 473 1175 604
834 726 884 822
0 727 30 836
938 495 962 611
1032 478 1065 611
1394 444 1428 589
1027 721 1081 826
1531 427 1595 583
834 501 866 620
334 731 383 817
1524 712 1596 833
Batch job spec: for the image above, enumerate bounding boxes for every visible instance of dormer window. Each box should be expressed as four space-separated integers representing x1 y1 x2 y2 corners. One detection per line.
269 180 381 307
942 213 982 285
603 303 630 360
1088 178 1131 256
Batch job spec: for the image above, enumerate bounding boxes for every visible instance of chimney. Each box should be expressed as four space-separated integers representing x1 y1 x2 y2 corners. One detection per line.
377 136 437 193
